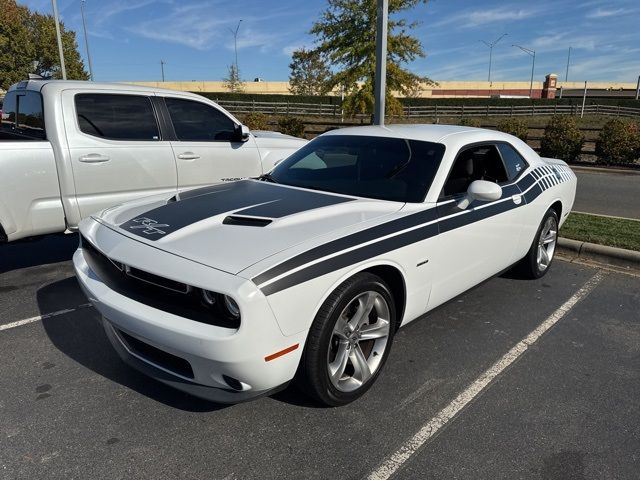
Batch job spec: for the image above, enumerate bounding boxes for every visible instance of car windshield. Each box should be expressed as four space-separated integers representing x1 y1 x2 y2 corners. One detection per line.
269 135 445 203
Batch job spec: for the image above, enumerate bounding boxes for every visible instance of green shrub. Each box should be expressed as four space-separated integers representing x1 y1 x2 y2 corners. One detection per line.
277 116 306 138
540 116 585 162
242 112 270 131
459 117 482 127
496 118 529 141
595 119 640 165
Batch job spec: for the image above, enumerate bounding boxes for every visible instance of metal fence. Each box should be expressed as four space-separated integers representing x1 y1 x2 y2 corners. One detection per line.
216 99 640 118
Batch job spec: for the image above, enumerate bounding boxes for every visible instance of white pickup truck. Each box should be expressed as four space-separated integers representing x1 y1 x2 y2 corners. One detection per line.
0 80 307 242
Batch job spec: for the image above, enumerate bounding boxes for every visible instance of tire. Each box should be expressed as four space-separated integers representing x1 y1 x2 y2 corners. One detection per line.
517 208 559 279
298 272 397 406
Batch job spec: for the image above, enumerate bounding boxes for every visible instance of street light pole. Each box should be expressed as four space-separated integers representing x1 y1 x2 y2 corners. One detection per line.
51 0 67 80
373 0 388 126
565 46 572 83
229 20 243 73
160 60 165 82
80 0 94 80
480 33 507 87
513 44 536 98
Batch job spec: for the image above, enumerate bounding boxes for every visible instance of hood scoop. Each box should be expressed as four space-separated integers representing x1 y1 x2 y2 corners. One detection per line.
222 215 272 227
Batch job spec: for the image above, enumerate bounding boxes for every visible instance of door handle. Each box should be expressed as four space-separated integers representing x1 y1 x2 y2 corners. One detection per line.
177 152 200 160
79 153 110 163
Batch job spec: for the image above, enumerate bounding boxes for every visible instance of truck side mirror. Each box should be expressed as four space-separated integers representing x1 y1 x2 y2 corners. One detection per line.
234 124 250 142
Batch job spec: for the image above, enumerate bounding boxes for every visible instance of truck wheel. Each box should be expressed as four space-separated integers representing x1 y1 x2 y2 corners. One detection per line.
298 272 396 406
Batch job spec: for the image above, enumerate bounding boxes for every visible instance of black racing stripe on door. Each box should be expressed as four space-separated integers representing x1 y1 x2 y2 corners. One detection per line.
438 199 514 234
260 193 525 296
261 222 440 296
517 171 537 191
120 181 355 239
253 180 528 286
252 207 439 286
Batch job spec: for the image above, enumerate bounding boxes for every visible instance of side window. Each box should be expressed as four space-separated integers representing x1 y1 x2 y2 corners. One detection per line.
75 93 160 141
164 98 236 142
0 91 45 140
497 143 529 181
442 144 509 197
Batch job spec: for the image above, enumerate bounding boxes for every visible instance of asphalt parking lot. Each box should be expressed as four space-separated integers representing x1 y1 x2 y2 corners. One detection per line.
1 234 639 480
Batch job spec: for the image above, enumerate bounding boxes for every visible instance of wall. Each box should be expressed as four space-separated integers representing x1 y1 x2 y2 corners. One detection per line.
126 79 638 98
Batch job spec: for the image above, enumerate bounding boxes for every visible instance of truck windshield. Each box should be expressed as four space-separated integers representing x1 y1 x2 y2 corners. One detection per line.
269 135 445 203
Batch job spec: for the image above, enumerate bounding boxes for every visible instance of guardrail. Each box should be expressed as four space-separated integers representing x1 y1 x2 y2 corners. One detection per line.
215 99 640 118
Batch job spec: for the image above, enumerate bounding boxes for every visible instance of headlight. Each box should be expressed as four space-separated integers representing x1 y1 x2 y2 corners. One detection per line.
201 289 217 306
199 290 240 321
222 295 240 319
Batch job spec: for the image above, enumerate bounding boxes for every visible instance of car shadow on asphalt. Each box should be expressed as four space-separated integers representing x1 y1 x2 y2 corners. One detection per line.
37 276 230 413
0 233 79 273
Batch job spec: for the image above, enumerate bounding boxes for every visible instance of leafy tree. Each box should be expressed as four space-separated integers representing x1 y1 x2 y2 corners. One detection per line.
288 48 331 96
496 118 529 141
595 119 640 165
310 0 434 117
30 13 89 80
223 64 244 93
242 112 269 130
540 116 584 162
277 116 306 138
0 0 36 90
0 0 88 90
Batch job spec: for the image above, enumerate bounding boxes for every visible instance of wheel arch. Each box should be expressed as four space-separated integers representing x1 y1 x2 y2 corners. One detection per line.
549 200 563 221
307 260 408 332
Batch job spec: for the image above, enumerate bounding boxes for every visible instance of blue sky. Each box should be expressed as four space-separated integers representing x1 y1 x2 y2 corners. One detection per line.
21 0 640 83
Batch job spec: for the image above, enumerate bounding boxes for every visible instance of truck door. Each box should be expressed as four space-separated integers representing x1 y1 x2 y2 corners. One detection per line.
161 96 262 190
64 90 178 218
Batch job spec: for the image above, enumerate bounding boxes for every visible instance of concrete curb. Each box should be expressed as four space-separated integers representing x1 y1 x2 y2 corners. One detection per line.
570 165 640 176
557 237 640 270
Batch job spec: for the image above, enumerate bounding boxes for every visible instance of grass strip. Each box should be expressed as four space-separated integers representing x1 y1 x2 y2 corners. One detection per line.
561 212 640 252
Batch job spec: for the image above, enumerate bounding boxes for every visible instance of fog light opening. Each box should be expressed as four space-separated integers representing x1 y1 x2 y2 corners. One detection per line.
222 374 243 391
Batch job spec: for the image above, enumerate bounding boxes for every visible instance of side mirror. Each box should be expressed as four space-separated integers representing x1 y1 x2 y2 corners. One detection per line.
234 124 250 142
457 180 502 209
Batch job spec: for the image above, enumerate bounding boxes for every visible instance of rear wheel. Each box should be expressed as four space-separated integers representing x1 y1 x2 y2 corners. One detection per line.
298 272 396 406
518 208 559 279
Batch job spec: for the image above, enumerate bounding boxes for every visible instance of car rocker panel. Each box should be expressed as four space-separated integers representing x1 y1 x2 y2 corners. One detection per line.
74 125 577 405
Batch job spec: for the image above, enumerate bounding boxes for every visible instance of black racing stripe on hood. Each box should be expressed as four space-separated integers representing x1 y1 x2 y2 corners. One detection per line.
119 180 355 239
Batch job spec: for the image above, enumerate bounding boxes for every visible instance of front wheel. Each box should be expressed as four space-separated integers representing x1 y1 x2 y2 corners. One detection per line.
518 208 559 279
298 272 396 406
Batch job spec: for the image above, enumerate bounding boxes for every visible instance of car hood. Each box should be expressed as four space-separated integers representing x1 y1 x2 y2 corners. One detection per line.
96 180 402 275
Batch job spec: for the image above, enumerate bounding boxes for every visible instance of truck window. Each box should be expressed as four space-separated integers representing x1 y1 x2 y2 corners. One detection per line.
0 91 46 140
75 93 160 141
164 98 236 142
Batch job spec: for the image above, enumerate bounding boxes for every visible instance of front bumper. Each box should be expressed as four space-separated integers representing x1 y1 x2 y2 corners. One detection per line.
73 221 306 404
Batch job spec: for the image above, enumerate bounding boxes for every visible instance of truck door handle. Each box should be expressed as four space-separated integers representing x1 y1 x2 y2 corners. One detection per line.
177 152 200 160
79 154 110 163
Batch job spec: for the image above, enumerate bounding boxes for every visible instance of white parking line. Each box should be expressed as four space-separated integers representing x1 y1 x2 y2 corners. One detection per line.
0 304 92 332
367 270 605 480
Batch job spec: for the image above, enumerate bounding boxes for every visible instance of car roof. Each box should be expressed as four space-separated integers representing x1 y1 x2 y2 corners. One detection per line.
322 124 516 144
7 79 201 98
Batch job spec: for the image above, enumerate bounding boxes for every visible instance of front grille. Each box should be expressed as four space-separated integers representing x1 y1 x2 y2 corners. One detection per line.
117 329 194 379
81 236 239 329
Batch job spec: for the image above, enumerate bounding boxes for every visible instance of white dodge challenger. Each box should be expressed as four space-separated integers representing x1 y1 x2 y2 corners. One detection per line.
74 124 576 406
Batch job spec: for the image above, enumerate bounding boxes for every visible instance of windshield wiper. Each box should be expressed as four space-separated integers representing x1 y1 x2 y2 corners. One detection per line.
257 172 278 183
